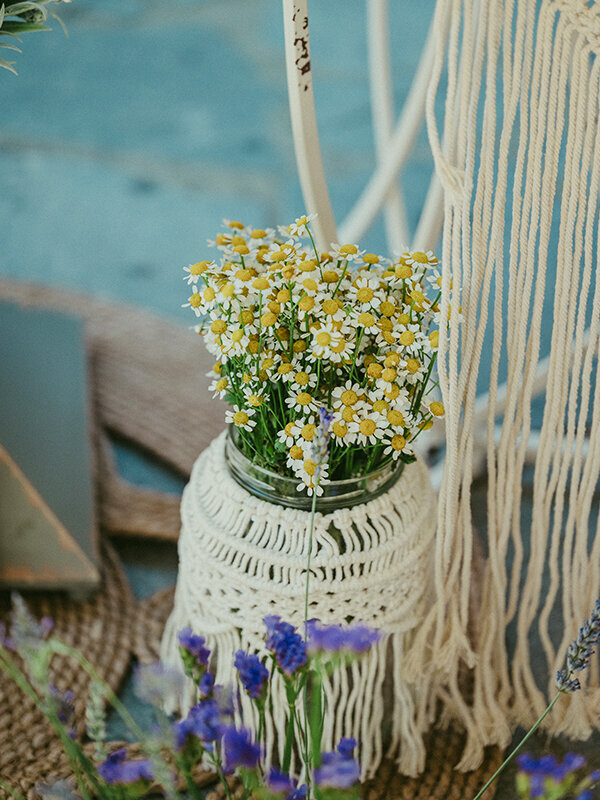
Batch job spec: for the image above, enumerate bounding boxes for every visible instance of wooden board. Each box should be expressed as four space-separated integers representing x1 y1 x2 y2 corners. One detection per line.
0 301 100 590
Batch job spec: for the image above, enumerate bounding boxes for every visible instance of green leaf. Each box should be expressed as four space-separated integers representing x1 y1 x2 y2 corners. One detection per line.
1 20 49 32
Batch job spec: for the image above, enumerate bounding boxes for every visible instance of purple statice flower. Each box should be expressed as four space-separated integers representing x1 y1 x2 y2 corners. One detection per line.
265 767 307 799
265 767 294 794
172 698 226 751
178 627 211 684
222 726 261 772
48 687 76 739
306 620 382 655
311 408 333 480
517 753 587 798
234 650 269 700
314 737 360 790
264 616 307 677
198 671 214 698
97 748 154 785
7 594 53 652
134 662 186 707
556 599 600 692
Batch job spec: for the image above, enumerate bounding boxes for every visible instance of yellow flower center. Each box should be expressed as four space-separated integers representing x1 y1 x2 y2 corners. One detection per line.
385 384 400 399
261 312 277 327
411 251 429 263
332 421 348 438
277 288 291 303
233 411 249 426
387 409 404 427
301 424 316 441
380 301 395 316
330 339 346 353
293 340 307 353
239 310 254 325
248 340 259 354
399 331 415 346
298 259 317 272
233 244 249 255
322 299 339 315
190 261 211 275
269 250 287 262
316 331 332 347
341 406 355 422
372 399 388 413
231 330 244 343
215 234 231 245
322 270 338 284
247 394 263 407
302 278 318 292
190 293 203 308
299 295 315 312
296 392 312 406
221 283 235 298
341 389 358 406
228 220 244 230
278 363 293 375
253 277 270 290
367 363 383 379
339 244 358 255
391 435 406 451
251 229 267 238
429 401 445 417
356 287 374 303
395 264 412 279
285 421 296 435
358 312 375 328
236 268 253 282
290 445 304 460
384 353 400 367
405 358 420 373
363 253 379 264
304 459 317 477
215 378 228 392
268 300 280 314
295 371 311 386
429 330 439 348
359 419 376 436
381 367 397 383
210 319 227 334
212 362 222 375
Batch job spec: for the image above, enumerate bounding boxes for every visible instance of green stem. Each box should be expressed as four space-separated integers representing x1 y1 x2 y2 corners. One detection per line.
472 692 562 800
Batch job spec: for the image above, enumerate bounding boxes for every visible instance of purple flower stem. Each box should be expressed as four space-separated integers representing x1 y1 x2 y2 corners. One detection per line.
212 742 234 800
472 692 561 800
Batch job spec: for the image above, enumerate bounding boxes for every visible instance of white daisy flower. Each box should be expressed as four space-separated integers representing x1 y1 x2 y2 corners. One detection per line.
208 375 229 398
290 370 318 391
348 276 384 310
383 432 409 460
183 260 215 285
219 327 249 357
181 285 204 317
295 457 329 496
397 323 424 354
287 213 317 237
225 405 257 432
278 421 300 448
308 323 345 360
348 412 386 446
286 442 309 470
330 242 365 263
330 381 367 413
284 389 319 415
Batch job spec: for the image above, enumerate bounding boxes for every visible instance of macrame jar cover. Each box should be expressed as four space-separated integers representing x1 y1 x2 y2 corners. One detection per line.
160 431 438 778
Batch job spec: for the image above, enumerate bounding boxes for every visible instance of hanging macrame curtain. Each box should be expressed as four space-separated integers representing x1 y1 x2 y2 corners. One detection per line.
414 0 600 770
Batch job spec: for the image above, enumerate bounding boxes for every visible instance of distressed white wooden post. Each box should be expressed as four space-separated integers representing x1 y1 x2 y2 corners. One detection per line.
282 0 338 252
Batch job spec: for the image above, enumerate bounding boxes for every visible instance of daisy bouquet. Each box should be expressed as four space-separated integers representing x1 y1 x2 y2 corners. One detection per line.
183 214 447 496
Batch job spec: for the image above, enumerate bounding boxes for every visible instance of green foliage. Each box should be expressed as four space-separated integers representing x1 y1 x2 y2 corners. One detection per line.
0 0 69 74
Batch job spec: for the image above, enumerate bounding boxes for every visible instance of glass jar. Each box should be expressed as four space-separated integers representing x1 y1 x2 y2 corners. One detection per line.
224 428 403 512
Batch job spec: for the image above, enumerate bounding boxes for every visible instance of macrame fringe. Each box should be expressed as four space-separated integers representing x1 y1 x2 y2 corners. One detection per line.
160 432 441 778
426 0 600 769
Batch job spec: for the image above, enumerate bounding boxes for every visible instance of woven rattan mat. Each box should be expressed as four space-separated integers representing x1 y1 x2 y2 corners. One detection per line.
0 282 503 799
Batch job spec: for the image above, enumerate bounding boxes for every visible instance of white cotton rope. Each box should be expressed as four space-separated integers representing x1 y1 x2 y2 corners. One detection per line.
160 431 438 778
420 0 600 771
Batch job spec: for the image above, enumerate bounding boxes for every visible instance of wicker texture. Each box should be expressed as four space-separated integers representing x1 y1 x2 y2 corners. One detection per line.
0 282 502 799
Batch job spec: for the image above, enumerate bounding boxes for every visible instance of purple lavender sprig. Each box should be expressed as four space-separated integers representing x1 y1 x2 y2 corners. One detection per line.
556 599 600 693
